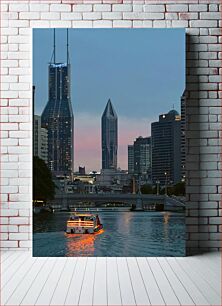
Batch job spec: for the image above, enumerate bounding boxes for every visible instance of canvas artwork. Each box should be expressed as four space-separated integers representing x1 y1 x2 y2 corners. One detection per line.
33 28 186 257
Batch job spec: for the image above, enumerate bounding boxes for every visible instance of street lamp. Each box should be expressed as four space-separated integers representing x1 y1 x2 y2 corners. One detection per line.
164 172 167 195
156 180 160 195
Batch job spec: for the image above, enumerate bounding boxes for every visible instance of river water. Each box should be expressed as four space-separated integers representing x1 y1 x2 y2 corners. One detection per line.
33 209 185 257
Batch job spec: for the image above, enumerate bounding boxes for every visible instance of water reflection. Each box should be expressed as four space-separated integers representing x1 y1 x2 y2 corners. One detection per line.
163 212 170 224
33 209 185 257
163 212 170 241
65 230 104 256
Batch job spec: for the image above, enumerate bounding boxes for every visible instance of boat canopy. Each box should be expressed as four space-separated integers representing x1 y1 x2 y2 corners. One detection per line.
69 214 96 221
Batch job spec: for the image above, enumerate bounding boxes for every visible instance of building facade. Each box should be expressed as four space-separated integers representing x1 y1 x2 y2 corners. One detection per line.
101 99 118 170
151 110 181 186
128 145 134 174
133 137 151 176
96 169 131 193
33 115 48 163
41 31 74 175
78 166 86 175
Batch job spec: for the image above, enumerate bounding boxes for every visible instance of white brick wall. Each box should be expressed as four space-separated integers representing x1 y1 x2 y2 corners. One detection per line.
1 0 221 254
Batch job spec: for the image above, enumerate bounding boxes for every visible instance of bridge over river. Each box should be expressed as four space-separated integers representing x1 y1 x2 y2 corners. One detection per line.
49 193 185 212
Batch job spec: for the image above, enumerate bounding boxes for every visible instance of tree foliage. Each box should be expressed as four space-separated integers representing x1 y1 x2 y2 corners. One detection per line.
141 181 185 196
160 182 185 196
33 156 56 203
173 181 185 196
140 184 153 194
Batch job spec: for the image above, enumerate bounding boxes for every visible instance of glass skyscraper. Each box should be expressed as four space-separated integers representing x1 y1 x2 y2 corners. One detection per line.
128 145 134 174
41 31 74 175
101 99 118 170
151 110 181 185
133 137 151 175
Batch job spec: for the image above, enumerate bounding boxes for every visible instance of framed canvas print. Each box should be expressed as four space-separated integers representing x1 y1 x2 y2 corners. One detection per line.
33 28 186 257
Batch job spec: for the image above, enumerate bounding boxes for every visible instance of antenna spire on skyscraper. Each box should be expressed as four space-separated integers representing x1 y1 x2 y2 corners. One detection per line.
67 29 69 65
53 29 56 64
50 29 56 64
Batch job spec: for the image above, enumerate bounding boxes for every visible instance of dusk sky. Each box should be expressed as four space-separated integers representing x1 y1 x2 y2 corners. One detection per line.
33 28 185 172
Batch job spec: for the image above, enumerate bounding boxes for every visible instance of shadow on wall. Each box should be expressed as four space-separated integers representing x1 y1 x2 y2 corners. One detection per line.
185 33 201 256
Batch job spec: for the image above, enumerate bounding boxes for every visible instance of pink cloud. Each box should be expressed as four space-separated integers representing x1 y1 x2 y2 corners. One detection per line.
74 113 155 172
74 113 101 172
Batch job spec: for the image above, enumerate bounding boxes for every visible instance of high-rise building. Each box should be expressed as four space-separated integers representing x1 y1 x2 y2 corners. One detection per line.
128 145 134 174
133 137 151 176
151 110 181 185
101 99 118 170
41 29 74 175
79 166 86 175
181 90 186 181
34 115 48 163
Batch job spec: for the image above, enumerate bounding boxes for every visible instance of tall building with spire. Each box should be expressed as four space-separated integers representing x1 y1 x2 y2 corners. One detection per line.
101 99 118 170
41 29 74 175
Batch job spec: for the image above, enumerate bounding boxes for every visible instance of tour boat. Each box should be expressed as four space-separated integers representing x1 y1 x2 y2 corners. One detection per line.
66 213 103 234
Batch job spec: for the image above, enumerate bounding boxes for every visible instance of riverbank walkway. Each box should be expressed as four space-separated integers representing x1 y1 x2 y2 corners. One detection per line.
1 251 220 305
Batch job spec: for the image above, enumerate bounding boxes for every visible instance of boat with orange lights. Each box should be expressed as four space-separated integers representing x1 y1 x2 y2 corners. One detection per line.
66 213 103 234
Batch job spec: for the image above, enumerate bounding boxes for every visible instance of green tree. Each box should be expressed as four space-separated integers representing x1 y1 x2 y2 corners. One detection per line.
173 181 185 196
152 186 157 194
33 156 56 203
140 184 153 194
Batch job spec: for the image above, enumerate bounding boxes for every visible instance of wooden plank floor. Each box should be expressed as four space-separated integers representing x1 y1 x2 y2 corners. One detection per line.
1 251 221 306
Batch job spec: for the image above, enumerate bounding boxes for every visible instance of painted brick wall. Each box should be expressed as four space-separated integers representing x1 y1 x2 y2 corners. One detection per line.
0 0 221 254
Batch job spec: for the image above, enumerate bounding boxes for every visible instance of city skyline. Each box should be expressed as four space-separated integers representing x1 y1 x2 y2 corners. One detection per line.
33 28 185 172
